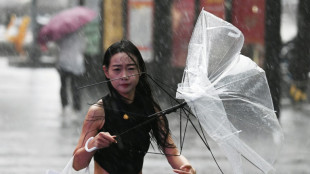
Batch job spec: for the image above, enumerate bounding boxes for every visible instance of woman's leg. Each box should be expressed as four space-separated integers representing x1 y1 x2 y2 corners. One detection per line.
71 74 81 111
58 69 69 109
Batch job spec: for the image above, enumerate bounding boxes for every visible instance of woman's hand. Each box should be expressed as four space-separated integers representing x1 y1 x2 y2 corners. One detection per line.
92 132 117 149
173 164 196 174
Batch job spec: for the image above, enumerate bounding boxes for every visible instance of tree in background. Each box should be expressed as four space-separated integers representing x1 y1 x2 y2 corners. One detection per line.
153 0 173 83
264 0 282 118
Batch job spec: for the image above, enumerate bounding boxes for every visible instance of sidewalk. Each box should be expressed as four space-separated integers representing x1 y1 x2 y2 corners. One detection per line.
0 57 309 174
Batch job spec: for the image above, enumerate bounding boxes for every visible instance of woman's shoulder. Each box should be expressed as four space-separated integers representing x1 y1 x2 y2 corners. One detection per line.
88 95 110 112
81 99 105 132
86 99 105 119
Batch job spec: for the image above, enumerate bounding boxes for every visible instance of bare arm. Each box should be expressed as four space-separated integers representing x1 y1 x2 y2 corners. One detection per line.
153 107 196 174
72 102 116 171
164 136 196 174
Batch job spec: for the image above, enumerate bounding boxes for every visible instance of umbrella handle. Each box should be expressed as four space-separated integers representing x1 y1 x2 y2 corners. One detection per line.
85 137 98 152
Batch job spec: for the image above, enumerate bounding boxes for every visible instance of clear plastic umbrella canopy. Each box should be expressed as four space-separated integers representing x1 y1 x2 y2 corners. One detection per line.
177 10 284 174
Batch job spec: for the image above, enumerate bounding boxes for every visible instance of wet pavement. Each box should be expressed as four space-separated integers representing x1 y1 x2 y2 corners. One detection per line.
0 57 310 174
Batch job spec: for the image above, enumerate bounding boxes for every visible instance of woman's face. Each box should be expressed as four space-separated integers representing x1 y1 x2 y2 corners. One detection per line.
103 52 140 100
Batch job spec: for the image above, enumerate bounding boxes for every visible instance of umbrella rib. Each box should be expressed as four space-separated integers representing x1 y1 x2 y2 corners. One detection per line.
148 73 225 173
194 106 225 174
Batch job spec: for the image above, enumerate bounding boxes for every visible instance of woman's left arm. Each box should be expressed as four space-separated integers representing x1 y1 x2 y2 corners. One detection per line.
164 136 196 174
153 106 195 173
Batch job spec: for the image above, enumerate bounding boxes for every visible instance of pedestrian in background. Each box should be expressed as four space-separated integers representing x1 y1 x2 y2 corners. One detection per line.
56 30 86 112
38 6 96 112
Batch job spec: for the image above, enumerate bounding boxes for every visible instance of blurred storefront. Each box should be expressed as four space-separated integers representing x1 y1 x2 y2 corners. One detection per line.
99 0 226 66
231 0 265 67
97 0 227 87
0 0 89 64
171 0 225 68
127 0 154 62
1 0 265 72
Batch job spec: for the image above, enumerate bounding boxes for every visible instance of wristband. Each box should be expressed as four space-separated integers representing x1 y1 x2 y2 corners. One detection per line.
85 137 98 152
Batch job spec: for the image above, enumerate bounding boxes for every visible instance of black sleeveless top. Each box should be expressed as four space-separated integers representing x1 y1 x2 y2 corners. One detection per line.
94 94 156 174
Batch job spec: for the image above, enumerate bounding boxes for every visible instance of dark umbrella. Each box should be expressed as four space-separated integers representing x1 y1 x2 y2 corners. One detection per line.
38 6 97 49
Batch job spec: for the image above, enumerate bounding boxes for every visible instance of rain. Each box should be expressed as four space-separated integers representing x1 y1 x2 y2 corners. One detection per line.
0 0 309 174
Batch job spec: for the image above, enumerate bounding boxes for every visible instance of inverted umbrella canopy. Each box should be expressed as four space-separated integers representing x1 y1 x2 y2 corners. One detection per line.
38 6 97 47
176 10 283 174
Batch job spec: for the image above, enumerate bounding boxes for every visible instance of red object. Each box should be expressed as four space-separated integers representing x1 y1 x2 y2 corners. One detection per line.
200 0 225 19
38 6 97 47
231 0 265 45
171 0 195 67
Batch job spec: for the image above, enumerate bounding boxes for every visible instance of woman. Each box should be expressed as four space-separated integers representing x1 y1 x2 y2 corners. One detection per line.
72 40 196 174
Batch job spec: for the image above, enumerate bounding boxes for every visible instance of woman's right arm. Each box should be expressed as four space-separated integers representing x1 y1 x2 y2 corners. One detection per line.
72 102 116 171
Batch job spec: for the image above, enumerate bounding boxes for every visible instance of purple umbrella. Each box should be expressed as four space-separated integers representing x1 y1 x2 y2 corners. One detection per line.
38 6 97 49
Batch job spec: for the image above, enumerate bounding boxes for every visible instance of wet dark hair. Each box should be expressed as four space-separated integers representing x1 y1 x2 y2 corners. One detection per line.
102 39 175 153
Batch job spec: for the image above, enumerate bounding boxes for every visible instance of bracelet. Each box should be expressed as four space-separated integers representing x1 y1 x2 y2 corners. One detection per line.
85 137 98 152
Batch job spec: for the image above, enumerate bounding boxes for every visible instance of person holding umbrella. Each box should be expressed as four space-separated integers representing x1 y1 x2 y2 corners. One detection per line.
55 30 86 111
38 6 97 112
72 40 196 174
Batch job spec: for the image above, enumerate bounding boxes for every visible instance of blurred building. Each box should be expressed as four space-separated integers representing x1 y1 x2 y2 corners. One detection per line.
0 0 100 65
0 0 295 84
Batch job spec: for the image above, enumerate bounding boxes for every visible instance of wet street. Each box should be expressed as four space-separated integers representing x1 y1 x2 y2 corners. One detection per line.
0 57 310 174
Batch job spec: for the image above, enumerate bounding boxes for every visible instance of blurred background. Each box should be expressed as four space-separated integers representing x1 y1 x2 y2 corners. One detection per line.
0 0 308 109
0 0 310 173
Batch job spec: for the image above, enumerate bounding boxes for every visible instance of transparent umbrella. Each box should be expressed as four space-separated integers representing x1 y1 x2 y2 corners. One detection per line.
176 10 284 174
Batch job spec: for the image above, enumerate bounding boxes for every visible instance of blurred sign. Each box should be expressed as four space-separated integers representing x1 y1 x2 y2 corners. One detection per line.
83 20 100 56
127 0 154 62
232 0 265 45
200 0 225 19
5 15 30 55
171 0 195 68
103 0 124 51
